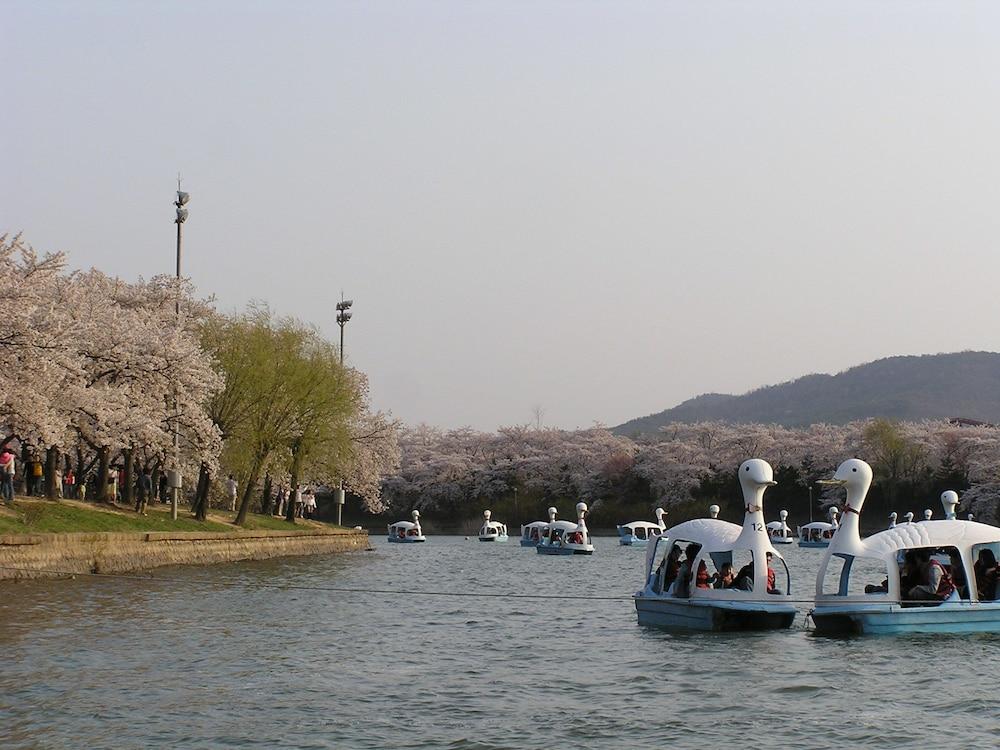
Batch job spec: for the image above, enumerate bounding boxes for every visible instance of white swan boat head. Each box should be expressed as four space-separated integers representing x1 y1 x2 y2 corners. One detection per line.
617 507 666 546
388 509 427 543
708 504 720 519
633 458 796 631
812 458 1000 634
537 502 594 555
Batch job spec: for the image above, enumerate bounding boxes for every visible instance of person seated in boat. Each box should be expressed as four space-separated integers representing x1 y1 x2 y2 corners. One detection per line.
906 549 956 603
655 544 683 593
398 529 406 539
810 529 821 543
865 578 889 594
733 561 755 591
713 562 735 589
947 549 968 599
765 552 781 595
568 530 584 544
898 550 919 595
672 543 702 598
974 548 1000 601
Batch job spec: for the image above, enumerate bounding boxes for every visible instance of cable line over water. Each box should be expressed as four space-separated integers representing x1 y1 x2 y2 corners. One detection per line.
0 565 833 604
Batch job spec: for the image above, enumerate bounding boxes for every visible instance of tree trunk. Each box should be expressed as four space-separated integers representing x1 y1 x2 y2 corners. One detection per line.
193 462 210 521
96 447 110 503
45 446 59 500
122 446 135 507
260 473 273 515
234 462 263 526
20 444 30 495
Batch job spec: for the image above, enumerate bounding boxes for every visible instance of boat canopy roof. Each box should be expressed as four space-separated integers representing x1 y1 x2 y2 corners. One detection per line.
389 521 418 531
481 521 506 531
660 518 743 550
766 521 789 530
522 521 548 530
848 520 1000 562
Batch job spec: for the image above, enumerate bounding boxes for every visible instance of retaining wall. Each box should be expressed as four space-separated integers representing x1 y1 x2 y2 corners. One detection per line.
0 527 370 580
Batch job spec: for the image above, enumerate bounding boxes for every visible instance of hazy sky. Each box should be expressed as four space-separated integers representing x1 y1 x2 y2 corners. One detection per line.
5 1 1000 430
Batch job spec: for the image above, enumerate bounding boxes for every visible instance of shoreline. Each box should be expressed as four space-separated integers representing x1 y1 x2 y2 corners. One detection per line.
0 526 371 580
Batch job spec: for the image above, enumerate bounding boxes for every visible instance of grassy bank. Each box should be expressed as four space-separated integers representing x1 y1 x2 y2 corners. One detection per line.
0 497 337 535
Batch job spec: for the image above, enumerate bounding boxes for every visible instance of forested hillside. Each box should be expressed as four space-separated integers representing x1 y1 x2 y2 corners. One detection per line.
615 352 1000 434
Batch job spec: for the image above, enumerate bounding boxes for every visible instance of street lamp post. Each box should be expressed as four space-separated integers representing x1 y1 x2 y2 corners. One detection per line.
334 297 353 526
171 186 189 520
808 484 814 524
513 486 518 524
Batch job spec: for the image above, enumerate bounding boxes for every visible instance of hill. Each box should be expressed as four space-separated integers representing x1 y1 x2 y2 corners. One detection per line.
614 351 1000 434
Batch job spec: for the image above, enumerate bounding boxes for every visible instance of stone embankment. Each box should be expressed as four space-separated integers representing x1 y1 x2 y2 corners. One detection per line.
0 527 370 580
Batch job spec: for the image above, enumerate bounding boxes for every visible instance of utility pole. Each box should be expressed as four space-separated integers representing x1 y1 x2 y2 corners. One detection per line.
171 182 190 520
334 296 353 526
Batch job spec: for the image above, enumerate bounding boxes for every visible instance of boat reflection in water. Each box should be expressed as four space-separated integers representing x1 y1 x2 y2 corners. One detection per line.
633 459 796 631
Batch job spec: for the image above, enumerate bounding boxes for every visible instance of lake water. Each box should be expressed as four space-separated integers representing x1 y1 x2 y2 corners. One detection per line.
1 535 998 749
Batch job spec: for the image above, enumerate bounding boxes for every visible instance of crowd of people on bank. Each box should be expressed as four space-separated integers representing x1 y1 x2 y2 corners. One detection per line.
0 447 323 519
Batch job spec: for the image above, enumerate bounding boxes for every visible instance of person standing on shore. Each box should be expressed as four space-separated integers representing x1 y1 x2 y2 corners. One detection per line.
0 448 15 505
31 458 43 496
137 469 152 515
107 467 118 503
64 468 75 499
226 475 238 512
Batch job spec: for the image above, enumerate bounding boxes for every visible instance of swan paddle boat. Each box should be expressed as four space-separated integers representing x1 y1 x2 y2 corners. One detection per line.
798 507 839 548
767 509 794 545
537 502 594 555
633 459 796 631
388 510 426 543
520 507 557 547
617 508 666 546
478 510 508 542
888 512 897 530
811 459 1000 634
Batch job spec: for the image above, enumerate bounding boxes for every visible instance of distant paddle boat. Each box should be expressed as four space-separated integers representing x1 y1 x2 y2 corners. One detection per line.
798 507 839 548
537 502 594 555
387 510 426 543
633 459 796 631
888 512 897 530
478 510 508 542
520 507 557 547
766 509 794 545
811 459 1000 635
617 508 666 547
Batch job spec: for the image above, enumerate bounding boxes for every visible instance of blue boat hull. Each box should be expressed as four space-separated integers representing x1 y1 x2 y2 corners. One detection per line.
811 601 1000 635
387 537 425 543
478 535 508 542
798 540 829 548
634 596 797 631
520 539 538 547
